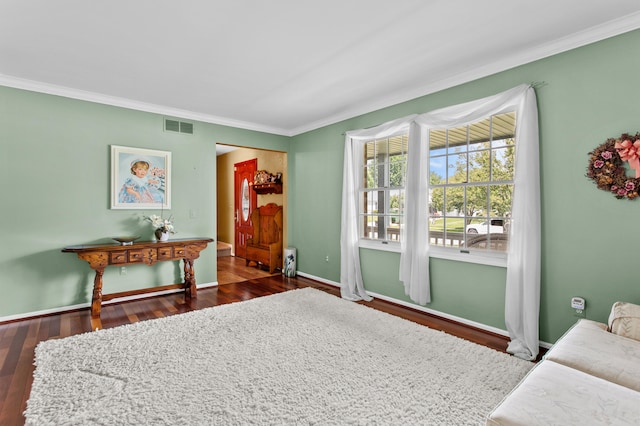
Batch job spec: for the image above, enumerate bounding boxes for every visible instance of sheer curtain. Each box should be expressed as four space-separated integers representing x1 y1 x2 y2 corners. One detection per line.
399 122 431 304
340 115 416 301
503 87 541 361
342 85 540 360
409 84 540 360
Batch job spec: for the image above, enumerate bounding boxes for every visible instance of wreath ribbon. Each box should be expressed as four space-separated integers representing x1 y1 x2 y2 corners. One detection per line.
615 139 640 178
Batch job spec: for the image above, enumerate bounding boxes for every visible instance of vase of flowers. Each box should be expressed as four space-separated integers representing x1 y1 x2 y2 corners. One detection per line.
144 214 175 242
154 228 170 242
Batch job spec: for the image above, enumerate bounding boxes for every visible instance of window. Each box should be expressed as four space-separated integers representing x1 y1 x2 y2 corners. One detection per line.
360 133 408 244
428 112 516 254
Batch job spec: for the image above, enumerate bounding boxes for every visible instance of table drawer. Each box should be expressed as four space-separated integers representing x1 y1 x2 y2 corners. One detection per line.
128 249 146 263
157 246 174 260
174 246 186 257
110 251 127 264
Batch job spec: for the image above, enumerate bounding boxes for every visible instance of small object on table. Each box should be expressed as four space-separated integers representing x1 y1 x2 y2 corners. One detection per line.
112 236 141 246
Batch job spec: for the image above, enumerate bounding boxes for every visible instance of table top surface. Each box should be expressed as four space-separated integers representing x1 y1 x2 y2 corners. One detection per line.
62 237 214 252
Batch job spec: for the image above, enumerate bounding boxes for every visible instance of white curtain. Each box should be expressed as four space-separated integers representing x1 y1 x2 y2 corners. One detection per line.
340 115 416 301
503 87 541 361
342 85 540 360
410 84 540 360
399 121 431 304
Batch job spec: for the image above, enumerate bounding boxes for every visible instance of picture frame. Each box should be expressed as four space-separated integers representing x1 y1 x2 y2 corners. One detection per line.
111 145 171 209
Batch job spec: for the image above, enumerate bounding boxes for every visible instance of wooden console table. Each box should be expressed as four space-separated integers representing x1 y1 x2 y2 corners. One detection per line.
62 237 214 330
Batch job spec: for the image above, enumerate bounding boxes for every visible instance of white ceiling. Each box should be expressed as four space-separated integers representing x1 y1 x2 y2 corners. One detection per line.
2 1 640 136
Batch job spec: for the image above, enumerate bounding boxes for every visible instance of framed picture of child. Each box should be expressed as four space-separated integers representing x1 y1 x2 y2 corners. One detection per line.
110 145 171 209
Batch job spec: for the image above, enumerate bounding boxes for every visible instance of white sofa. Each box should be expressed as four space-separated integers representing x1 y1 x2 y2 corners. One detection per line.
487 302 640 425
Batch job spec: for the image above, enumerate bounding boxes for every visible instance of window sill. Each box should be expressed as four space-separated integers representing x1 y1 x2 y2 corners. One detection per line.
359 239 401 253
428 247 507 268
358 240 507 267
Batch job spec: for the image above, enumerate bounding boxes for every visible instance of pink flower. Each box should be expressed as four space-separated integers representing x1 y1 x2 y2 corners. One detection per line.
617 188 628 196
601 151 613 160
593 160 605 168
611 185 618 192
626 181 636 190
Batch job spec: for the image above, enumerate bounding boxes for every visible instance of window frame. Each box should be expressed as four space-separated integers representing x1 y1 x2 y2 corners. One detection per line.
356 113 515 267
427 112 516 266
358 131 408 249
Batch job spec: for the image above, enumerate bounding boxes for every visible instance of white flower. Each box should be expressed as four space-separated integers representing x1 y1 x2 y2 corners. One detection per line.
144 213 175 233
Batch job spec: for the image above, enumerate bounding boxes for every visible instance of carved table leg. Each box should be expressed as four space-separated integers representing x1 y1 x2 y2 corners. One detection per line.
91 268 105 330
184 259 197 299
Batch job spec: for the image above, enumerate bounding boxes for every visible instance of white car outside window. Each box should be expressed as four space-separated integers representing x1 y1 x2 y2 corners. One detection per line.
466 220 504 234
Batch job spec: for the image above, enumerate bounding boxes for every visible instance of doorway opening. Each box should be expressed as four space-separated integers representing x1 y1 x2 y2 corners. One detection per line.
215 144 287 281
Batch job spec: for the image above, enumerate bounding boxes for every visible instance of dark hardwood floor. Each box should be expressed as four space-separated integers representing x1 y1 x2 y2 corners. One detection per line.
0 255 513 426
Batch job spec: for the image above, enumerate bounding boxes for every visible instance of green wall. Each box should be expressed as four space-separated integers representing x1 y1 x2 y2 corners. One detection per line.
3 29 640 344
0 87 288 317
289 29 640 343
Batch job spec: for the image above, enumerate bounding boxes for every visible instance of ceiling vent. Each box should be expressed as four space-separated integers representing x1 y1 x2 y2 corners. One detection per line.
164 118 193 134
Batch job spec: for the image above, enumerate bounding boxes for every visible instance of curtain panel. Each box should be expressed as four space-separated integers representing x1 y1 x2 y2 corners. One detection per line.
341 84 540 359
340 115 417 301
412 84 541 360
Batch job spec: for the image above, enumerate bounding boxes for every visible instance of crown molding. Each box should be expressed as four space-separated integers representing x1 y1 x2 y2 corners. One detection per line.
0 74 292 136
2 12 640 138
289 12 640 136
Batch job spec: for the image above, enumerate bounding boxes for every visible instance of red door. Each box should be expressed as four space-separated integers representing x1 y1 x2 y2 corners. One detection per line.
234 159 257 259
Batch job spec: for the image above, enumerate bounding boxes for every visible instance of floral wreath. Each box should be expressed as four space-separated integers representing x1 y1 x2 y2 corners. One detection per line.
587 133 640 200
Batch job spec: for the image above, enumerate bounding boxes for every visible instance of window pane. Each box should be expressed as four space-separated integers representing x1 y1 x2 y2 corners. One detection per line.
448 153 467 183
430 128 446 153
469 140 490 153
430 156 446 184
363 215 377 239
359 215 367 238
374 139 388 157
468 150 491 183
389 134 407 156
429 186 444 217
492 112 516 142
364 163 376 189
362 191 375 214
362 190 385 215
469 117 491 151
388 213 401 241
447 126 468 153
489 184 513 217
445 186 464 216
491 145 514 181
467 185 488 217
389 189 404 213
389 158 405 187
446 228 464 248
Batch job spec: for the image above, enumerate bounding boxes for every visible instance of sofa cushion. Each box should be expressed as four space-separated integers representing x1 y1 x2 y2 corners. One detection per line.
609 301 640 341
486 360 640 426
544 319 640 391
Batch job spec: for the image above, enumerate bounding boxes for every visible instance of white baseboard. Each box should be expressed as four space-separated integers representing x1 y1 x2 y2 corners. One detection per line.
0 282 218 324
297 271 508 335
296 271 553 349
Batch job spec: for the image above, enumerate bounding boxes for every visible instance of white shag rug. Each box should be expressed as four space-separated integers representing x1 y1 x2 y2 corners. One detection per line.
25 288 532 425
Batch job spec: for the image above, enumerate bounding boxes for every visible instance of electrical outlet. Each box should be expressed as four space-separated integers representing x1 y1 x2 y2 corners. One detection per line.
120 266 127 275
573 308 586 318
325 255 329 262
